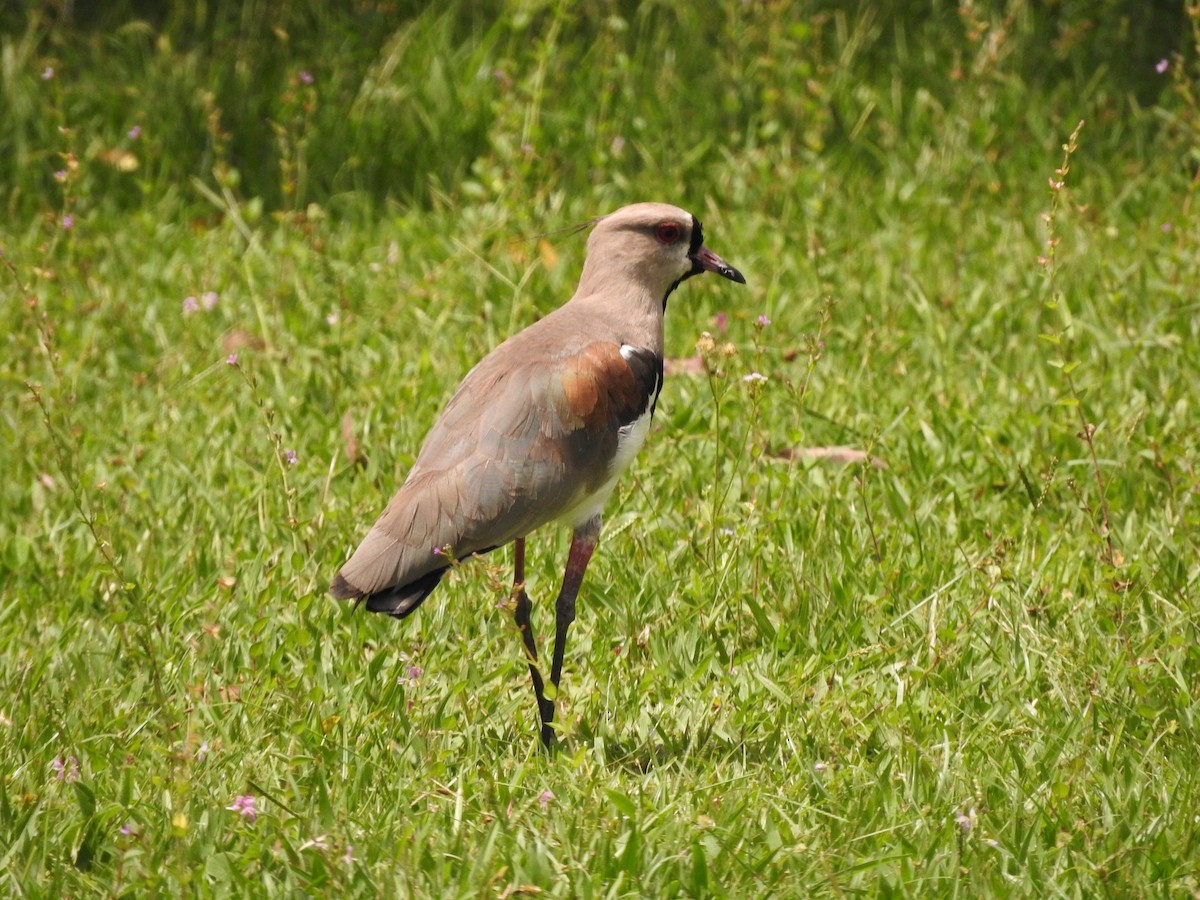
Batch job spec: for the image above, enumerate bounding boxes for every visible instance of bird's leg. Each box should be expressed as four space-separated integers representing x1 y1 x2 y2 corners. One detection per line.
511 538 555 738
541 515 601 746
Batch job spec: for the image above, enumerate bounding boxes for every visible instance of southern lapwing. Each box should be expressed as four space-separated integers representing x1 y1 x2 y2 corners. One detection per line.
331 202 745 746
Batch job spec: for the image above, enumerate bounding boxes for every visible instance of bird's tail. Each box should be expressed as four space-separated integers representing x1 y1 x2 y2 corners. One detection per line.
329 567 447 619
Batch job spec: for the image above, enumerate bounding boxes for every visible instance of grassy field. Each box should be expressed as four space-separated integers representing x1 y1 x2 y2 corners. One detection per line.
3 1 1199 895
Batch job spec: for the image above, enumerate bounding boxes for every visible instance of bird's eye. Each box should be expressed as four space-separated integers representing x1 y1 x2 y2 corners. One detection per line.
655 222 682 244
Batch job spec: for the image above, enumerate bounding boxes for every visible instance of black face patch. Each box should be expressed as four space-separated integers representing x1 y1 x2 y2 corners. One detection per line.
660 223 701 309
689 217 705 256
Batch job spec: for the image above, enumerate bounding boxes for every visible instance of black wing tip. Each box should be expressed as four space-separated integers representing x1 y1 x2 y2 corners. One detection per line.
331 567 449 620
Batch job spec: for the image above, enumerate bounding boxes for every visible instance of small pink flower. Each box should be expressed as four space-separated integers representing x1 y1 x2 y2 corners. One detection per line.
51 755 80 783
742 372 768 384
225 353 239 366
200 291 219 310
284 449 298 466
127 125 142 140
1156 58 1169 74
538 789 555 810
41 66 55 80
756 314 771 327
713 312 728 333
299 70 314 85
955 808 976 832
226 794 258 823
61 214 74 230
53 170 68 182
343 844 355 863
182 296 199 315
119 821 137 836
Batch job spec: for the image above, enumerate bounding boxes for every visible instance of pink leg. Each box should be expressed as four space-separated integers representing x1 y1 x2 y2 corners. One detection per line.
542 515 601 746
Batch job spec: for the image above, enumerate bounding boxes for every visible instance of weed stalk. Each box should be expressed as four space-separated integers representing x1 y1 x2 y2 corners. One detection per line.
1037 119 1119 567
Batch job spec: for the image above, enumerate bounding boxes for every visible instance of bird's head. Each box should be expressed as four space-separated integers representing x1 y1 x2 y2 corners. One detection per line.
581 202 746 309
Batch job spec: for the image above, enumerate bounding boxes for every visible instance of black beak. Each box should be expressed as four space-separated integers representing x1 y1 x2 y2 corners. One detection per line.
691 245 747 284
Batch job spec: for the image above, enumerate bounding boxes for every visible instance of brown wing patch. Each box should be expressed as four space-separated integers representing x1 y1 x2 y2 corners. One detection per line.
560 342 662 433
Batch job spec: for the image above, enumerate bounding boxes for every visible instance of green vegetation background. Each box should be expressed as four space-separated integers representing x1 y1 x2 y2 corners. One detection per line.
2 0 1198 895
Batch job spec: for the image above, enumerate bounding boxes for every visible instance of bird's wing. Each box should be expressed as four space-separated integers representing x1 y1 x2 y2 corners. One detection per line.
333 335 663 604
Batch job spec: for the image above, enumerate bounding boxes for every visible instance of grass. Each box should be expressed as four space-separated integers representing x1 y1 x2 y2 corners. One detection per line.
3 1 1199 895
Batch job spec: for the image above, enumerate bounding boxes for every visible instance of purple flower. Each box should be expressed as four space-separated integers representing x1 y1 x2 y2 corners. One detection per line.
756 314 771 327
119 821 136 836
41 66 54 80
127 125 142 140
196 741 209 762
51 755 80 783
538 789 555 810
226 794 258 822
53 170 68 182
225 353 239 366
200 291 219 310
1156 58 1170 74
61 214 74 231
406 664 422 682
343 844 355 864
284 449 298 466
299 70 314 85
182 296 199 315
713 312 728 333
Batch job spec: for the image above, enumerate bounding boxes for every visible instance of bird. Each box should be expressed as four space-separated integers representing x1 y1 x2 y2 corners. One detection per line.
331 202 746 746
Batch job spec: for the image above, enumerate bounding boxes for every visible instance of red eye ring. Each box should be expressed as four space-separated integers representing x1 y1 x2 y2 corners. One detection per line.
655 222 682 244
